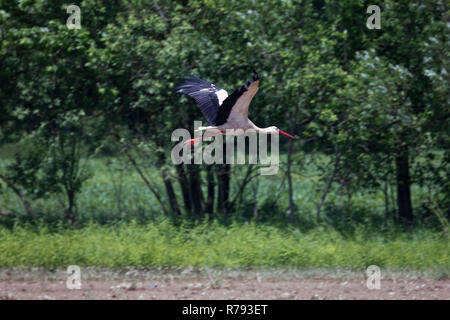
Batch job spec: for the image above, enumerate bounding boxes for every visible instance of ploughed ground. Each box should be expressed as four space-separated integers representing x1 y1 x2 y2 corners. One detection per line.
0 267 448 300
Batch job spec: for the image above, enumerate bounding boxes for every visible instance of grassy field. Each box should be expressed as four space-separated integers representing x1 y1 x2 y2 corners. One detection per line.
0 157 448 273
0 156 439 226
0 220 448 274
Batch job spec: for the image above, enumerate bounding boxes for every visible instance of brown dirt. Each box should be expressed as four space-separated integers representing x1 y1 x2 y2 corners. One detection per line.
0 271 448 300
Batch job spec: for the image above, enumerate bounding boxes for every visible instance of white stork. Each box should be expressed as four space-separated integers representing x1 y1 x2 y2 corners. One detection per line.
176 71 294 145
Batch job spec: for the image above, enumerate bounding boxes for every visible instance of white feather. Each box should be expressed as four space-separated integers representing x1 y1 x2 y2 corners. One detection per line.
216 89 228 106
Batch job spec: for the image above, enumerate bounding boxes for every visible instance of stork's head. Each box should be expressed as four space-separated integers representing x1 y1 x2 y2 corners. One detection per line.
267 126 294 139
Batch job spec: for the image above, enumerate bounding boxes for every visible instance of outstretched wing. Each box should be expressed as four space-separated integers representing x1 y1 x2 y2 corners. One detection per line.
215 71 259 126
176 74 229 126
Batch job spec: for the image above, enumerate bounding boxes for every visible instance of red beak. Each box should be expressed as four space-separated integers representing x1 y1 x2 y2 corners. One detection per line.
278 130 294 139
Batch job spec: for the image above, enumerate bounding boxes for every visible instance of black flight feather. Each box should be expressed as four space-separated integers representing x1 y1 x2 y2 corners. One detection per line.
176 71 259 126
176 74 222 126
214 71 258 126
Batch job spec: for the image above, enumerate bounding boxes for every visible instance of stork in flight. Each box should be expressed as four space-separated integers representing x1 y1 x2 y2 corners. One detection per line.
176 71 294 145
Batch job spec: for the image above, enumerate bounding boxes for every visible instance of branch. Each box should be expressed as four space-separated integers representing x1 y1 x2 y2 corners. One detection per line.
153 2 171 31
316 148 342 222
113 133 169 215
0 173 34 217
230 165 259 205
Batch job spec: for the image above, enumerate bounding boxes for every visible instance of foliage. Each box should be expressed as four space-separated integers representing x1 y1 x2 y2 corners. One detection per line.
0 0 448 227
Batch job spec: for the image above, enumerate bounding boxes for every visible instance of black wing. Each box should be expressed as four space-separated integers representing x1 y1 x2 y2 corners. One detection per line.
214 71 259 126
176 74 225 126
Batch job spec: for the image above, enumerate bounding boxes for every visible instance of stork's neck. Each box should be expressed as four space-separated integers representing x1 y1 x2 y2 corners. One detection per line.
256 126 276 134
257 127 270 133
247 120 276 134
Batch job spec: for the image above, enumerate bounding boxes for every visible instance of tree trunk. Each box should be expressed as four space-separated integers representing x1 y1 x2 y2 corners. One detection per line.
176 164 192 213
205 165 215 218
383 176 390 224
162 171 180 216
252 180 259 222
287 137 295 224
156 147 181 216
66 189 76 226
188 165 203 218
316 150 341 223
217 164 230 216
286 105 299 224
395 147 414 224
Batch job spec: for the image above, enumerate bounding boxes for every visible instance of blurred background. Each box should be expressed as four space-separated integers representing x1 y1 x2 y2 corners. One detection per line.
0 0 448 272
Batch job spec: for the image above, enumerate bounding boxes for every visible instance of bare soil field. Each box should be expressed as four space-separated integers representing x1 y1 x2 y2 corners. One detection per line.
0 268 448 300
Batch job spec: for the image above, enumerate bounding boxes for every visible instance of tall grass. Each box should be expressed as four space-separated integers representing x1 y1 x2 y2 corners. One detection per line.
1 157 444 229
1 155 448 271
0 220 448 271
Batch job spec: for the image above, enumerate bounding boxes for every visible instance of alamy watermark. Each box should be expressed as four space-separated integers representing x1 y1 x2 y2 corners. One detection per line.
66 265 82 290
66 5 81 30
366 265 381 290
171 121 279 175
366 5 381 30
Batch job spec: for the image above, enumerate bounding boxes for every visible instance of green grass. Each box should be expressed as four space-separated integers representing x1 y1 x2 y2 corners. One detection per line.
0 156 442 228
0 220 448 272
0 153 448 271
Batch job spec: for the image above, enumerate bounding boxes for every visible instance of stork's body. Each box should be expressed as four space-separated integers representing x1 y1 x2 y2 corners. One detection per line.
176 71 293 144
